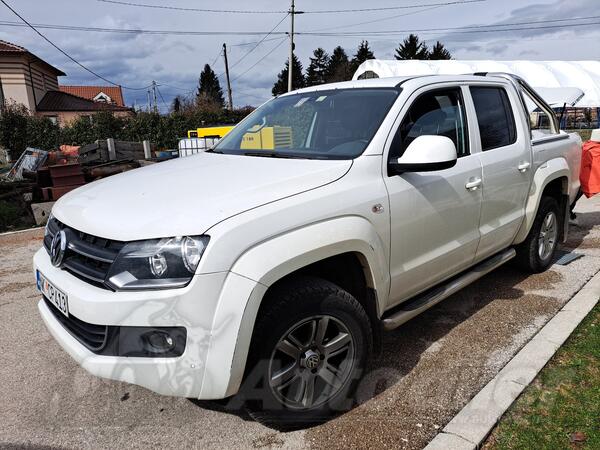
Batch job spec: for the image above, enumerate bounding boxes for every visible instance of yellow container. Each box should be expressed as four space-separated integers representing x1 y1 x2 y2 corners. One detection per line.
187 126 234 139
240 125 293 150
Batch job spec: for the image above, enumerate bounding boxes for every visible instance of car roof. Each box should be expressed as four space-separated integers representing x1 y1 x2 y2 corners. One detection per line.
281 74 510 97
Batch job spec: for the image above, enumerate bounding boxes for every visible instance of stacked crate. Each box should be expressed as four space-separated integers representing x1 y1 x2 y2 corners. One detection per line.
39 164 86 201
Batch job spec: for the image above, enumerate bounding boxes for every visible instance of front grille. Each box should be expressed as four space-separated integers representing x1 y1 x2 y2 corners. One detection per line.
44 217 125 290
44 297 109 351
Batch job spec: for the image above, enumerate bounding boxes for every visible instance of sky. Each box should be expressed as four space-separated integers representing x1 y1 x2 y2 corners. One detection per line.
0 0 598 111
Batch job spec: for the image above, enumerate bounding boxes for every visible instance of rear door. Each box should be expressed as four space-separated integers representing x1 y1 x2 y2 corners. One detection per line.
467 84 532 262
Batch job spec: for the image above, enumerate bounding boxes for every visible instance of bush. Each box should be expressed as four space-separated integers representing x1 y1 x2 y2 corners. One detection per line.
0 199 25 231
0 102 30 158
26 116 61 151
0 103 255 156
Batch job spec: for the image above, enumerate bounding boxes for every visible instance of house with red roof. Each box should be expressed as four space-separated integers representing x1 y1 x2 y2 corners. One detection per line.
59 85 126 107
0 39 133 126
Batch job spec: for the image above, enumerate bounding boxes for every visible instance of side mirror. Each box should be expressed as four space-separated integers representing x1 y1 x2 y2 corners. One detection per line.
389 135 458 175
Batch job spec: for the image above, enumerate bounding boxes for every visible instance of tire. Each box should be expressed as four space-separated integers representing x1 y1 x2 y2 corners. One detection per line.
241 276 372 430
515 196 560 273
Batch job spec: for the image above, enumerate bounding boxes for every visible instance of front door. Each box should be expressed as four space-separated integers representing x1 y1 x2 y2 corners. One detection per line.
384 86 483 307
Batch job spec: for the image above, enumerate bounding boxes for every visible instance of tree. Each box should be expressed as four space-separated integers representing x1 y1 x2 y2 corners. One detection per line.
326 46 351 83
428 41 452 60
197 64 225 108
305 48 329 87
171 95 181 113
272 54 305 96
395 34 429 60
350 40 375 74
0 102 29 158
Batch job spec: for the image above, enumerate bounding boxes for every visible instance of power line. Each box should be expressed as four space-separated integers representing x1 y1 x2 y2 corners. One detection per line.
221 13 289 75
230 37 283 47
307 15 600 36
155 85 169 111
156 82 191 92
304 0 485 14
231 37 287 82
95 0 485 14
300 21 600 37
0 0 151 90
209 48 221 67
0 20 286 36
96 0 286 14
308 4 445 33
2 15 600 38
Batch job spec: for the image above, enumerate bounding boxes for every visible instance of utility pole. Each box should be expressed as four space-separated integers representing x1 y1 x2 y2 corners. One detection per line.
222 43 234 110
147 89 151 112
287 0 295 93
287 1 303 93
152 80 158 113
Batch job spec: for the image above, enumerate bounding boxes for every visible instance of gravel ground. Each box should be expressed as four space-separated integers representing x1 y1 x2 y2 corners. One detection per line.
1 196 598 450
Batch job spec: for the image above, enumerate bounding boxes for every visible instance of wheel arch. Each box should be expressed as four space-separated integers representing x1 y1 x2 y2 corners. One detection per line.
513 157 570 245
221 216 389 396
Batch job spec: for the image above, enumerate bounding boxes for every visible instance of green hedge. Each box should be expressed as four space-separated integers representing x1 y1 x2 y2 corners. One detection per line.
0 104 254 159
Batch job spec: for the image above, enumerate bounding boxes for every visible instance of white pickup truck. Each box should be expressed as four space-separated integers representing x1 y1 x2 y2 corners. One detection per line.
35 73 581 428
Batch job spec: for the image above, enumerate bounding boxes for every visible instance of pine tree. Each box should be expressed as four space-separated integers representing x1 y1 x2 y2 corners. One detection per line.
394 34 429 60
197 64 225 108
325 46 351 83
428 41 452 60
272 54 305 96
305 48 329 87
350 40 375 74
171 96 181 113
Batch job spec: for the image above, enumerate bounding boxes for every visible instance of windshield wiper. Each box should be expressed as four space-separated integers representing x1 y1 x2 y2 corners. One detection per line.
243 152 303 159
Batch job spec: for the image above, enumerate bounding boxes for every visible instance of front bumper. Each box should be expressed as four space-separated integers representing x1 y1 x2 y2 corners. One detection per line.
33 248 261 399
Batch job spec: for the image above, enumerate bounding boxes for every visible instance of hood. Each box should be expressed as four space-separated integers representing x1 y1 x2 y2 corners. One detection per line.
53 152 352 241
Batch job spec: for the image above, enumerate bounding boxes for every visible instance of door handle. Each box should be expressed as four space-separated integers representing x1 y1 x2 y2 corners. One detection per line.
465 177 482 191
517 162 531 172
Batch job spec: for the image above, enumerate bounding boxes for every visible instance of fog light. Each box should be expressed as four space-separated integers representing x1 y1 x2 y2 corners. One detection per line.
114 326 186 357
143 330 175 354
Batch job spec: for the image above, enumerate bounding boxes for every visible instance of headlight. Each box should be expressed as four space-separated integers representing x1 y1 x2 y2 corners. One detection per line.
106 236 209 291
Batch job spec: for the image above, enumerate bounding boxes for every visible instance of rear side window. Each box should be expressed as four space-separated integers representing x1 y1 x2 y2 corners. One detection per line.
470 87 517 151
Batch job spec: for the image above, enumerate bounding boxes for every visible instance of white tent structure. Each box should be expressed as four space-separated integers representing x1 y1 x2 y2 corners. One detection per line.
353 60 600 109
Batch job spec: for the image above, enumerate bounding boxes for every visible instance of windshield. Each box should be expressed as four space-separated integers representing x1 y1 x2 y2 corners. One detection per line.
213 88 400 159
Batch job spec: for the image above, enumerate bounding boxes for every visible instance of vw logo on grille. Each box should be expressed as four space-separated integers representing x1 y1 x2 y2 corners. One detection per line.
50 230 67 267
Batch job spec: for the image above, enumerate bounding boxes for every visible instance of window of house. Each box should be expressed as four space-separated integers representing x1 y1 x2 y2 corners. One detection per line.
47 116 58 125
93 92 112 103
470 86 517 151
390 88 469 160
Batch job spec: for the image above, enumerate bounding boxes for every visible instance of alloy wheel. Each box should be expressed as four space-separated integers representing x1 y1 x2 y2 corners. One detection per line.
538 211 558 261
268 315 355 410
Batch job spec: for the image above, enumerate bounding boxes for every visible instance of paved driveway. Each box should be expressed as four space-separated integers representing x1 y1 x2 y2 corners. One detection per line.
1 197 599 450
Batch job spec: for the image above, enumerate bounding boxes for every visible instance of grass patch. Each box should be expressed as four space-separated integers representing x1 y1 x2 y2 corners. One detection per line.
485 303 600 449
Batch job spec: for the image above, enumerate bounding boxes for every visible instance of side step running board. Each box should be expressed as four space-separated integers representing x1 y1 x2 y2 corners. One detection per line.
382 248 516 331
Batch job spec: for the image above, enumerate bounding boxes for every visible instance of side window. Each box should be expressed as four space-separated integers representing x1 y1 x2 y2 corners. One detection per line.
520 88 558 139
470 86 517 151
390 88 468 159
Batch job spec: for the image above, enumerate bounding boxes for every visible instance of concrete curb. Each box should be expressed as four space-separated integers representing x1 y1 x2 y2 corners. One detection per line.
0 226 43 237
424 270 600 450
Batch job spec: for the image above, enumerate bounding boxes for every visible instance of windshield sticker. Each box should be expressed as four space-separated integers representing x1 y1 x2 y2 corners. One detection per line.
316 96 327 102
294 97 309 107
